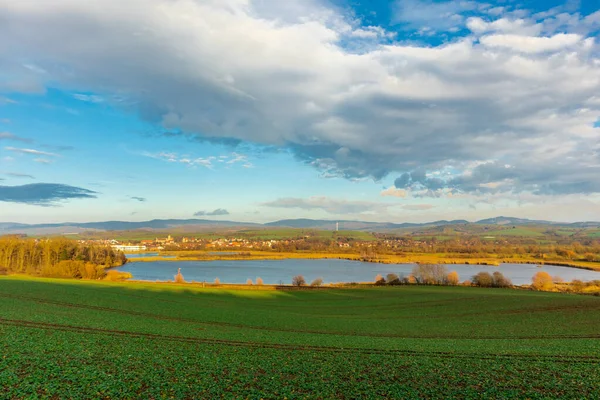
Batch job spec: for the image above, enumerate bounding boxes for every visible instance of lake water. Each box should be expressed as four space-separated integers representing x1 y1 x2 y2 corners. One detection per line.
114 258 600 285
125 252 176 260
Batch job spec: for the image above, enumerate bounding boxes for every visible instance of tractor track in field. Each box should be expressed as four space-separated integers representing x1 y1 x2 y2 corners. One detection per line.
1 317 599 364
2 292 600 340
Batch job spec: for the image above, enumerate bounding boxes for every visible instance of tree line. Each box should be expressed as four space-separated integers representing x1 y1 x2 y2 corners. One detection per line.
373 264 513 288
0 236 127 279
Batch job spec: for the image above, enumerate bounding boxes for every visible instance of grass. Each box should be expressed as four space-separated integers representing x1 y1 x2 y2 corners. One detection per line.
479 227 545 237
1 276 599 398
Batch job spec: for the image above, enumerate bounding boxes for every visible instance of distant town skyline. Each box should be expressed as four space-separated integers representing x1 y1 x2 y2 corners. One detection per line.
2 0 600 224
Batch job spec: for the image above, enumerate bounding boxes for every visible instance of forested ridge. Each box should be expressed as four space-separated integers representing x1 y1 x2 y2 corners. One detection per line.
0 237 127 279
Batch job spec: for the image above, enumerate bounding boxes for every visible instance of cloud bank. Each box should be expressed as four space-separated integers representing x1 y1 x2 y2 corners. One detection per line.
194 208 229 216
1 0 600 199
0 183 97 205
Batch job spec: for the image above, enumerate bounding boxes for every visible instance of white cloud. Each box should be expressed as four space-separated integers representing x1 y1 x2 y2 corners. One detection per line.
142 150 253 169
73 93 104 103
5 147 58 157
350 26 394 39
466 17 542 35
480 33 582 53
381 187 407 198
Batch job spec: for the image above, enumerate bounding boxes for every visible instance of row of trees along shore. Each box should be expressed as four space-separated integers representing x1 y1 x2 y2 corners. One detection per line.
0 236 127 279
372 264 513 287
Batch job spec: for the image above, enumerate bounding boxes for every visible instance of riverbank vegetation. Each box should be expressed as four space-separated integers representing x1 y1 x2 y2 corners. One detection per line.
1 276 599 398
0 236 126 279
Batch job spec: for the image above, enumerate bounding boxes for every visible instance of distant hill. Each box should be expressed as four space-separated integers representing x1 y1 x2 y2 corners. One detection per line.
1 216 599 235
265 219 470 230
0 219 260 235
475 216 552 226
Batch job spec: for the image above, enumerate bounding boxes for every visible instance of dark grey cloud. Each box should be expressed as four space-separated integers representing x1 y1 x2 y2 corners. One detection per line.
4 172 35 179
129 196 146 202
0 132 32 143
451 161 600 196
393 169 446 191
0 183 97 205
194 208 229 216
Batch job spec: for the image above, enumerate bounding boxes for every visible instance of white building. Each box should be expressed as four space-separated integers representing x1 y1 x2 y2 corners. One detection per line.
111 245 147 252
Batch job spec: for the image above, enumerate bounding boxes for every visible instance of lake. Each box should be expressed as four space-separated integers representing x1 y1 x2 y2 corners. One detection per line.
114 258 600 285
125 252 176 260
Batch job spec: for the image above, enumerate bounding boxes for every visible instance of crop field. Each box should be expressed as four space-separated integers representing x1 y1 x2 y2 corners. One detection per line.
1 277 599 398
477 227 545 237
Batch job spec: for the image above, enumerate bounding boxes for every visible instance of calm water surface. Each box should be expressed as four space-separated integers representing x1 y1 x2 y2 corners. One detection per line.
115 258 600 285
125 252 176 259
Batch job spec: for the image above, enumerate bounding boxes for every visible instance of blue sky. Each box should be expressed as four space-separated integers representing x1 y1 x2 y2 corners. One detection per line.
1 0 600 224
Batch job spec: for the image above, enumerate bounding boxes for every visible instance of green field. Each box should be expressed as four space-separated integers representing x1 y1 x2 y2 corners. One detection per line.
1 277 599 398
479 227 545 237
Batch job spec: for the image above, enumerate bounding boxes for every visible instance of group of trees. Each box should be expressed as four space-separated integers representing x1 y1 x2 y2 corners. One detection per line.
291 275 323 287
471 271 513 288
373 264 513 288
0 236 127 279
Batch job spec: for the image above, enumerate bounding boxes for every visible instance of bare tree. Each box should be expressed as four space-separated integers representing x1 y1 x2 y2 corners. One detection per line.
472 272 493 287
412 263 448 284
174 268 185 283
292 275 306 286
492 271 512 288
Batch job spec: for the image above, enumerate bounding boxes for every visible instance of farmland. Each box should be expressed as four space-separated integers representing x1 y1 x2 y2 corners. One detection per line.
1 276 599 398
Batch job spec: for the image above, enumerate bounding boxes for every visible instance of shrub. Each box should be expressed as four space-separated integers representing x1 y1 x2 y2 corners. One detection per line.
492 271 512 288
532 271 553 291
292 275 306 286
310 277 323 287
104 270 132 281
246 279 253 285
174 268 185 283
256 277 264 285
472 272 493 287
214 277 221 285
374 274 386 286
462 280 472 286
386 273 400 285
446 271 460 286
571 279 585 292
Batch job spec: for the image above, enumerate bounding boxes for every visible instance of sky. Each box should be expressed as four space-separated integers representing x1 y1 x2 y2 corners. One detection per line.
1 0 600 224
